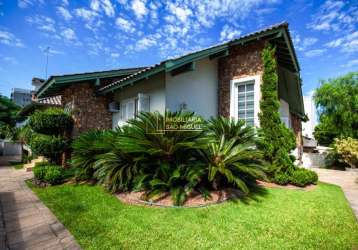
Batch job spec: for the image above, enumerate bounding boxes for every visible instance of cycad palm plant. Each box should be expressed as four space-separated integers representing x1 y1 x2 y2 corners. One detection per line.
71 129 116 178
117 111 205 204
200 117 266 193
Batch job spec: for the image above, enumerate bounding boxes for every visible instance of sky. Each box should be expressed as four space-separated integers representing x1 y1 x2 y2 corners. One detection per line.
0 0 357 97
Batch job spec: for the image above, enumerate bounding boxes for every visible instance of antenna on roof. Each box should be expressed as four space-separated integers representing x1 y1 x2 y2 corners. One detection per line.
44 46 50 80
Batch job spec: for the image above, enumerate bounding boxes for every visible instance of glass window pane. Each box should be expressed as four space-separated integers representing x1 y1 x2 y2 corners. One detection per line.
246 83 254 91
246 101 254 109
246 119 254 126
238 111 245 117
238 93 245 99
238 85 245 93
246 92 254 101
238 102 245 109
246 110 254 117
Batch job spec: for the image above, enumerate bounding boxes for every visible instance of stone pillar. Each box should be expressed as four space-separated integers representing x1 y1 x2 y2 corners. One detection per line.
61 83 112 136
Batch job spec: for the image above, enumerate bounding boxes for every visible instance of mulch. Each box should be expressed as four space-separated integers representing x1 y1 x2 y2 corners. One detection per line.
116 189 244 208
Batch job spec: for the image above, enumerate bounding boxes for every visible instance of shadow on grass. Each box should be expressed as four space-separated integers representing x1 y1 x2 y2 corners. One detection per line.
229 183 269 206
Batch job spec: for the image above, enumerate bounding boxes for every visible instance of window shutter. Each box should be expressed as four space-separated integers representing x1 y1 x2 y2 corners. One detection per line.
137 93 150 113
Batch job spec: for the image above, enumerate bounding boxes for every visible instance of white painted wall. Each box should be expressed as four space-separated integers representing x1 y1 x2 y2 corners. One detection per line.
279 99 291 128
112 73 166 128
302 93 317 138
165 58 218 119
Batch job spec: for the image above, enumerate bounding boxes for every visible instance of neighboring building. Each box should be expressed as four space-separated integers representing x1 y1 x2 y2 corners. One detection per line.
302 93 317 139
36 22 305 160
11 88 33 107
32 77 45 92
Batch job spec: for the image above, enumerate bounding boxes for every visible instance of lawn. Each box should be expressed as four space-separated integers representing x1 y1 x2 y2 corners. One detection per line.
28 182 358 250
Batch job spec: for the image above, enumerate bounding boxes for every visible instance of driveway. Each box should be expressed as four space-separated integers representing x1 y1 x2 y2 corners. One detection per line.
313 168 358 220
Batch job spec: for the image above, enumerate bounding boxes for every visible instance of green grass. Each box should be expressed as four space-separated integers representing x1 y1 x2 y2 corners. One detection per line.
28 182 358 250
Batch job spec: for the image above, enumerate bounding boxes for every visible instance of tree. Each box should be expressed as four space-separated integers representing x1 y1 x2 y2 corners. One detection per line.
313 72 358 146
0 95 20 127
258 44 296 174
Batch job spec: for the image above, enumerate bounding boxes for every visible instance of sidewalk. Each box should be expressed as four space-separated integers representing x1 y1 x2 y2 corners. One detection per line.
0 156 81 250
313 168 358 220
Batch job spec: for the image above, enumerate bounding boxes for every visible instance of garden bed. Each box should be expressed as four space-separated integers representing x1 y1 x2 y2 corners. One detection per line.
116 188 244 207
257 180 317 191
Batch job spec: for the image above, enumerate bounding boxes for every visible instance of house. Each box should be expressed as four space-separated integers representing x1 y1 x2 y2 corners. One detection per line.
36 22 305 159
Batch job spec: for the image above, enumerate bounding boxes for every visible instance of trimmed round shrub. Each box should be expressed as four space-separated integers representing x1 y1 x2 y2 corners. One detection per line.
29 133 68 163
273 171 290 185
33 164 47 180
28 108 73 135
289 168 318 187
43 166 63 184
33 164 64 185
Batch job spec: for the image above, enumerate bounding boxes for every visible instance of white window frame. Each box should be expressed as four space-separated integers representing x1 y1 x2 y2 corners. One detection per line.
230 75 261 126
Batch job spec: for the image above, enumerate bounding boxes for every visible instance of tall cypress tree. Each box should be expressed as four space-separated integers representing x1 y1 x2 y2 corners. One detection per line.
259 44 296 174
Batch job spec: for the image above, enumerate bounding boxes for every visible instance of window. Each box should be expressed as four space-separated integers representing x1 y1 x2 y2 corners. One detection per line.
120 99 136 121
237 81 255 126
119 93 150 122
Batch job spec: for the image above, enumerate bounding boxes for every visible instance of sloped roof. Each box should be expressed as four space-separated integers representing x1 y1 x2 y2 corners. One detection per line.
99 22 299 94
37 67 145 98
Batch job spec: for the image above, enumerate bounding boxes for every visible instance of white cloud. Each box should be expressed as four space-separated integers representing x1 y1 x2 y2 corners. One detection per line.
168 3 192 23
342 59 358 68
3 57 18 64
135 36 156 51
74 8 99 21
325 31 358 53
302 37 318 47
304 49 326 57
115 17 135 33
220 25 241 41
132 0 148 19
26 15 56 33
61 28 77 41
0 29 24 47
308 0 357 32
91 0 115 17
110 52 120 58
57 6 72 21
39 46 65 55
17 0 43 8
61 0 69 6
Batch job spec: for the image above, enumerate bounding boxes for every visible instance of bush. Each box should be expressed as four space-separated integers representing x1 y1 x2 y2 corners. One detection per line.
33 164 65 185
273 171 290 185
289 168 318 187
28 108 73 135
334 137 358 168
29 133 68 164
43 166 63 184
33 164 48 180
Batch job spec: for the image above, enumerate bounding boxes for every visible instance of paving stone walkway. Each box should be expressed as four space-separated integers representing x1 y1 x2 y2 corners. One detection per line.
313 168 358 220
0 156 81 250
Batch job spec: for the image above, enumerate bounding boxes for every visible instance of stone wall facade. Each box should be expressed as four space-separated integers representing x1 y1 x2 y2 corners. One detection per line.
61 83 112 136
218 41 265 117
